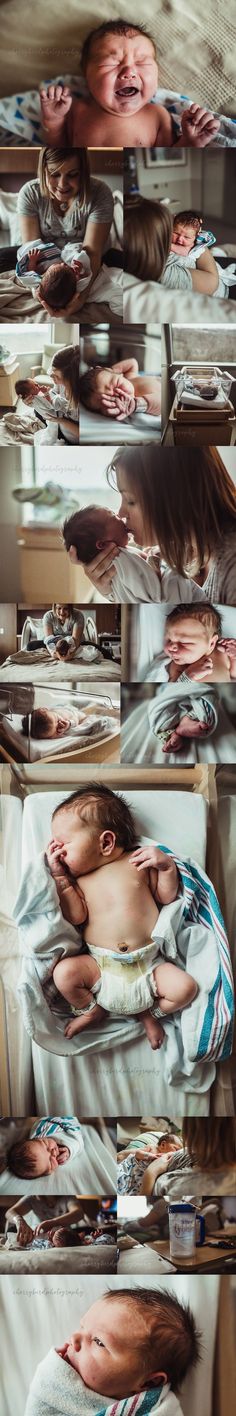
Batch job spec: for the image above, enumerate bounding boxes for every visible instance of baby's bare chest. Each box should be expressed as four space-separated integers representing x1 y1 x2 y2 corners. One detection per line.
78 860 153 915
71 101 160 147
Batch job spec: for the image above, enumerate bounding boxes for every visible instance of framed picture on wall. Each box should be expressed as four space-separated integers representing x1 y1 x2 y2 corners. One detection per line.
145 147 186 166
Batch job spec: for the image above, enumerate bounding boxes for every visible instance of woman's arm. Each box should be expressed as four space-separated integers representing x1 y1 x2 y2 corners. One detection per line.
191 249 219 294
18 216 41 243
72 620 84 650
140 1153 172 1196
64 619 84 658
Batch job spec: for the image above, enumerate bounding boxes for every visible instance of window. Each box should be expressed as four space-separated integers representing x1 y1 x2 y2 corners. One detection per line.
169 325 236 364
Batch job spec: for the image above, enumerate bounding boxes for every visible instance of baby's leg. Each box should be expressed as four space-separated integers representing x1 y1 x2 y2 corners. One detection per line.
140 1009 165 1050
152 960 198 1014
53 956 105 1038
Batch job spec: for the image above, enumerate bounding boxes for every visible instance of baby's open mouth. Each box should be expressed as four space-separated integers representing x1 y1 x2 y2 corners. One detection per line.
115 85 140 98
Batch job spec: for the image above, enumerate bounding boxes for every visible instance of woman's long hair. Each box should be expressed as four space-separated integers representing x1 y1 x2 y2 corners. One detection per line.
106 445 236 568
51 346 80 411
124 195 172 281
182 1119 236 1169
37 148 91 209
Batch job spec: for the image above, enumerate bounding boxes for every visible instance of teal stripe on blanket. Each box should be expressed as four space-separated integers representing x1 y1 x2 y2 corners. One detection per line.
96 1388 163 1415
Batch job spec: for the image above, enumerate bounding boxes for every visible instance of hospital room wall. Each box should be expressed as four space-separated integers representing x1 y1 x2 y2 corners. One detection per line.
0 452 20 601
134 149 236 236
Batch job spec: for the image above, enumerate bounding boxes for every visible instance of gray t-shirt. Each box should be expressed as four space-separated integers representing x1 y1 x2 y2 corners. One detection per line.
43 610 84 637
17 178 113 248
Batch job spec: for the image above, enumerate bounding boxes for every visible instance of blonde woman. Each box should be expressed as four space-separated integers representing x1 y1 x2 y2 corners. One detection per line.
17 147 113 317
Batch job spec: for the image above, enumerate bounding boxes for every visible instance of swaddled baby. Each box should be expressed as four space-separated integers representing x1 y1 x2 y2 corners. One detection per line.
16 238 91 309
46 784 197 1051
8 1116 83 1179
62 506 207 605
24 1288 201 1416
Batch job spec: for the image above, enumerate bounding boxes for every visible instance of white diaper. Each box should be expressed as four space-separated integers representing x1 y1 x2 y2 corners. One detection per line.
87 938 164 1016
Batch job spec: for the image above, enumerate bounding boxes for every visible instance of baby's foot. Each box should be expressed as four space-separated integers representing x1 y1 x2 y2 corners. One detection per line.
162 730 183 753
142 1011 165 1050
65 1003 105 1038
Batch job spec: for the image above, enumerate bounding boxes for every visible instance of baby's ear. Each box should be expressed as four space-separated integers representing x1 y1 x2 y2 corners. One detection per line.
100 829 116 856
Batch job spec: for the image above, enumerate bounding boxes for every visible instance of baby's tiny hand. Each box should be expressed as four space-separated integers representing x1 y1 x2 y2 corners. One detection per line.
27 248 42 271
130 845 172 872
46 838 67 877
181 104 220 147
57 1146 70 1164
40 84 72 128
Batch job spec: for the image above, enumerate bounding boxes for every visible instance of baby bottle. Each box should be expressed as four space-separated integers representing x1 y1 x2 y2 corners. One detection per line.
5 1215 21 1248
168 1201 205 1259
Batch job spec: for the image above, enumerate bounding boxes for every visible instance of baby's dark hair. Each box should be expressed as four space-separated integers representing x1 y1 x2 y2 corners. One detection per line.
15 379 33 397
52 782 139 851
173 211 203 245
104 1288 201 1391
22 708 52 739
79 365 101 409
166 602 222 637
63 506 110 564
8 1139 40 1178
81 21 157 74
40 261 76 309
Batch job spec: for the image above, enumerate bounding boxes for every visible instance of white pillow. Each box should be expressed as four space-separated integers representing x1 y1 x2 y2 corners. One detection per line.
0 188 21 245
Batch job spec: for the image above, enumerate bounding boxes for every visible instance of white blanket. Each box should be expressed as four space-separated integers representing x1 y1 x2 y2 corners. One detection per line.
14 845 234 1091
24 1347 182 1416
109 554 206 605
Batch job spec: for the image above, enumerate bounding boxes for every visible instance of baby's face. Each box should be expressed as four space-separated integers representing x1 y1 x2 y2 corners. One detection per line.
86 32 158 115
43 710 72 738
171 222 198 255
94 506 128 550
64 1298 153 1397
51 803 101 875
28 1138 70 1175
164 616 217 665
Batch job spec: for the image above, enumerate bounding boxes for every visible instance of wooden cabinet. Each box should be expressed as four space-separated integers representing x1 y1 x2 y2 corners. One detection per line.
0 603 17 661
16 527 94 605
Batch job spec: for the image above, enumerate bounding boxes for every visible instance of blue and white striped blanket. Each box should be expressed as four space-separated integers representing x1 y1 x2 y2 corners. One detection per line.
14 845 234 1087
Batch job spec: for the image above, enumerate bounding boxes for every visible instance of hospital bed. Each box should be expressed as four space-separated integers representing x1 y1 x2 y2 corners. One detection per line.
0 764 234 1119
0 1272 233 1416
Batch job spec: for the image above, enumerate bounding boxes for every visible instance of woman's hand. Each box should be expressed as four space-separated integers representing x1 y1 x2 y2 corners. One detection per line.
36 289 81 319
5 1214 33 1247
82 542 121 595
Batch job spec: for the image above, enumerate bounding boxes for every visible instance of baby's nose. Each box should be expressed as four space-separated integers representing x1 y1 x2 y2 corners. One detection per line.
70 1332 81 1351
119 64 137 78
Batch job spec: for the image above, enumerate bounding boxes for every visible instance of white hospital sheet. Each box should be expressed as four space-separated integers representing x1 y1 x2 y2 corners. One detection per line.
80 407 161 444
